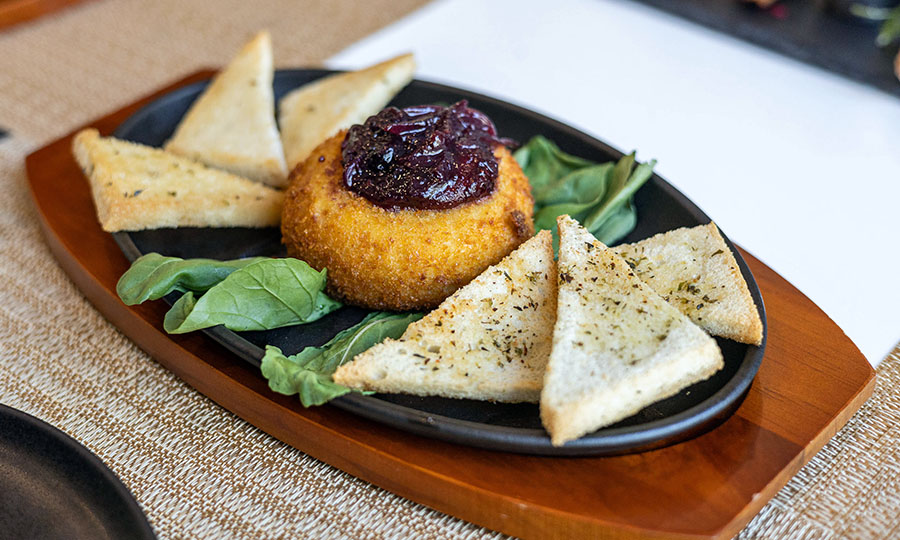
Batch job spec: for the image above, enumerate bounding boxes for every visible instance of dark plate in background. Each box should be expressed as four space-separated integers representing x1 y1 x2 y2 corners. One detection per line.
0 404 155 539
112 70 766 456
633 0 900 98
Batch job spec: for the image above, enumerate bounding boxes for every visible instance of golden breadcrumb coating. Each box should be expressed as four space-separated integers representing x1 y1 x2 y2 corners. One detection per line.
281 131 534 310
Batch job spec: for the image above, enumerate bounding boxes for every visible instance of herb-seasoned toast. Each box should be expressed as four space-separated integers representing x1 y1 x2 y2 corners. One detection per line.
612 222 763 345
278 53 415 171
333 231 557 403
73 129 283 232
540 216 723 446
164 31 288 187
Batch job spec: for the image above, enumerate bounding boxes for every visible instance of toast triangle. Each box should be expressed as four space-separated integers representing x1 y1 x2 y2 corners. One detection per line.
278 53 415 171
612 223 763 345
164 31 288 187
540 216 723 446
333 231 557 403
73 129 283 232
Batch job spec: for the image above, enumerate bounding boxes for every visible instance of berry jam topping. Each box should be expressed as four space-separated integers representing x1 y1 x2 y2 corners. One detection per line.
341 100 503 210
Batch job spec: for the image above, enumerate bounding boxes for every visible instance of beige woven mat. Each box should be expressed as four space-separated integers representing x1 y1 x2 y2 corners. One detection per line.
1 1 898 538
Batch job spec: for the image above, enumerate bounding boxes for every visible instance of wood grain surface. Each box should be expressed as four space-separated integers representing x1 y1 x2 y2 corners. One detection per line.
0 0 92 30
25 71 876 540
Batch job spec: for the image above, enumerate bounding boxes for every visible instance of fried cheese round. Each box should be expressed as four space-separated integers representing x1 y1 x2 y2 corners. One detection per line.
281 132 534 310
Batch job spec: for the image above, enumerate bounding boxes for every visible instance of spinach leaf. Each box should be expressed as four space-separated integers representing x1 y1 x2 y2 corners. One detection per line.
163 258 342 334
590 202 638 246
515 136 655 249
117 253 267 305
533 164 614 231
583 158 656 238
534 164 613 206
877 6 900 47
515 135 593 198
261 311 424 406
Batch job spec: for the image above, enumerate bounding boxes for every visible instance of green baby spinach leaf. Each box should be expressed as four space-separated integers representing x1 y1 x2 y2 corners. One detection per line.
116 253 268 305
583 158 655 234
877 6 900 47
163 258 342 334
261 311 424 406
515 136 655 249
590 202 638 246
515 135 594 198
534 164 613 207
532 165 614 232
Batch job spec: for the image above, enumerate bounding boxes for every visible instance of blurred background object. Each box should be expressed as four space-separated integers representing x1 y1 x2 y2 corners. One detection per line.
637 0 900 93
830 0 900 23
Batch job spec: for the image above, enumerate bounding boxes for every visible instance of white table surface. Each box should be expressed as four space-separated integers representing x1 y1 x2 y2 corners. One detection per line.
328 0 900 367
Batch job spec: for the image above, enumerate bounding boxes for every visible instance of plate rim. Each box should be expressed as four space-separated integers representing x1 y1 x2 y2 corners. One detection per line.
112 69 767 456
0 403 156 538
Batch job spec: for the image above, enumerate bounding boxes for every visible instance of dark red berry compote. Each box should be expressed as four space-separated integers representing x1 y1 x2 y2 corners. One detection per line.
341 101 505 210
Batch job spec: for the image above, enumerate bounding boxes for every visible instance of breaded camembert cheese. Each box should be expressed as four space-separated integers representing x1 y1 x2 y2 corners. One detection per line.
281 102 534 310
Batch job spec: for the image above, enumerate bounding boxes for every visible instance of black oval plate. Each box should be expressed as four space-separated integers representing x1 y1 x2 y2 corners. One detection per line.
112 70 766 456
0 404 156 539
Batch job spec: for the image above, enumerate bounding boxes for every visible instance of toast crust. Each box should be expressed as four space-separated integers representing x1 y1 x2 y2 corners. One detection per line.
612 222 763 345
73 129 283 231
164 31 288 187
333 231 557 403
278 53 415 171
540 216 724 446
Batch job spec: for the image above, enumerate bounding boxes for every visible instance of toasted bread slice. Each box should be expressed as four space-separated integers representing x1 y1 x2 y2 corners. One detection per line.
278 53 415 171
333 231 556 403
164 31 288 187
611 223 763 345
540 216 723 446
73 129 283 232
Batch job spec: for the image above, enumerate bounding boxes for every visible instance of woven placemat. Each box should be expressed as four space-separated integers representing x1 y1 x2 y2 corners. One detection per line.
1 1 898 538
0 0 426 146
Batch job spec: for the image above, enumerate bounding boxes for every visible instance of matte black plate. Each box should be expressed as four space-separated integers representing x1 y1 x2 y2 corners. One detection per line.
633 0 900 98
112 70 766 456
0 404 155 539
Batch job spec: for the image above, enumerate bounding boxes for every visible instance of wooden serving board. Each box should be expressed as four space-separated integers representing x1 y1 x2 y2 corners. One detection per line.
0 0 93 31
26 72 875 540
